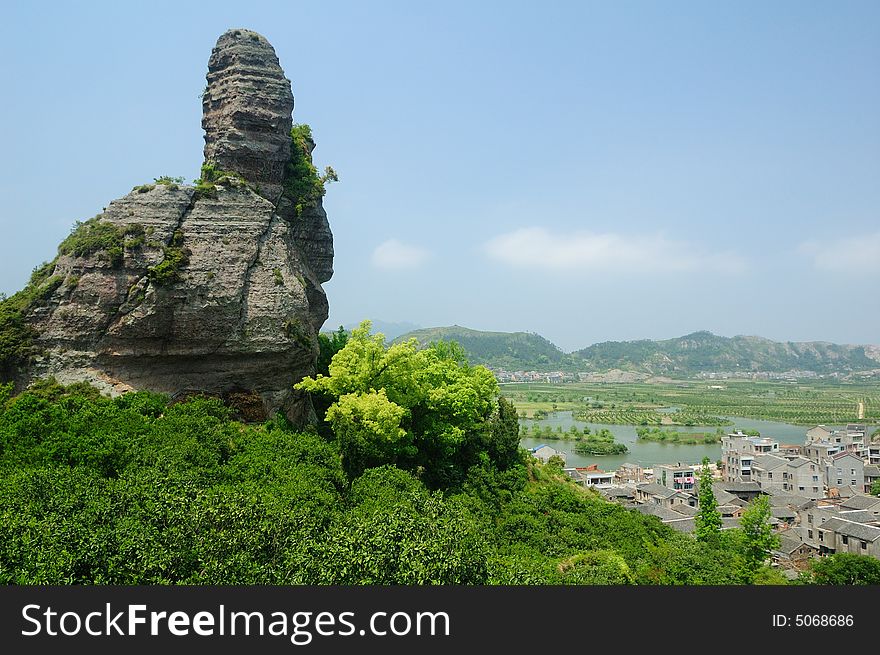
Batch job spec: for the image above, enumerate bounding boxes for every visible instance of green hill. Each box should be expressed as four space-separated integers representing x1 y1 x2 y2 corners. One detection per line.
395 326 880 375
394 326 575 370
575 331 880 375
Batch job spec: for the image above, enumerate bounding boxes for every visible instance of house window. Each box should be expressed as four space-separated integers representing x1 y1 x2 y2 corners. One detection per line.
808 515 813 525
799 486 805 491
768 473 772 479
842 536 849 545
808 530 813 539
851 469 856 476
813 487 819 493
862 541 868 550
819 532 824 542
837 480 842 485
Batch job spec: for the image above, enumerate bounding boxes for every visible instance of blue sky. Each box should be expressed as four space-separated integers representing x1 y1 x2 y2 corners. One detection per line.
1 1 878 351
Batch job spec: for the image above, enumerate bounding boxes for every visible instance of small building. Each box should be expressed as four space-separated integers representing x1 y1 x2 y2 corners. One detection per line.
773 531 815 565
530 444 566 465
838 494 880 517
817 517 880 559
634 482 695 509
654 464 697 493
615 462 646 484
565 467 614 489
600 487 635 504
782 457 824 499
863 465 880 495
750 454 788 493
805 426 833 443
825 452 864 493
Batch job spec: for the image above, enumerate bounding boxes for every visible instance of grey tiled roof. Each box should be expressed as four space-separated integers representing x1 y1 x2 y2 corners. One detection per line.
721 481 762 492
820 518 880 542
836 510 875 524
600 487 634 499
636 483 678 499
840 495 880 510
711 484 739 505
636 504 684 521
768 494 812 509
771 507 797 520
776 532 805 554
864 465 880 477
752 455 788 471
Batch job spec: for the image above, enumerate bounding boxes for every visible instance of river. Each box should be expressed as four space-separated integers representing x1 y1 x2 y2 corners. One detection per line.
519 411 843 470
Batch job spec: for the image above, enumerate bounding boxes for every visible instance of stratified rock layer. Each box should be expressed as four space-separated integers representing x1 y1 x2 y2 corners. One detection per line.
16 29 334 423
202 29 294 203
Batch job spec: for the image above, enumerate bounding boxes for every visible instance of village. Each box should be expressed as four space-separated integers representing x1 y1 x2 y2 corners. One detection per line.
530 424 880 576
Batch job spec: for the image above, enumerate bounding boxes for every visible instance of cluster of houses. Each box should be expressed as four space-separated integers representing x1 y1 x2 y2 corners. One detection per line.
491 369 572 383
531 424 880 574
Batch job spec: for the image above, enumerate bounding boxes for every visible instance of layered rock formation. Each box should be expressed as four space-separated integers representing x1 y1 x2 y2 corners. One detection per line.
202 29 293 204
9 29 334 423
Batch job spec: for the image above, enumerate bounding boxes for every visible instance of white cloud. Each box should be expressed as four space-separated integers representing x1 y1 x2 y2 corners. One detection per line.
485 227 746 274
371 239 430 270
798 231 880 274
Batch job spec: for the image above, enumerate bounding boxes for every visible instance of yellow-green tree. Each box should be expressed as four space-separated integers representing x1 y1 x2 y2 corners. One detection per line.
296 320 516 486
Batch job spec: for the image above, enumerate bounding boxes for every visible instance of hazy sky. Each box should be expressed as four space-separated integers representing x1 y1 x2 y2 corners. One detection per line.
1 1 878 351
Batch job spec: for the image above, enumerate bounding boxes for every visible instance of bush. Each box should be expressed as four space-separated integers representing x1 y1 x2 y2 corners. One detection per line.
282 124 337 216
148 230 190 285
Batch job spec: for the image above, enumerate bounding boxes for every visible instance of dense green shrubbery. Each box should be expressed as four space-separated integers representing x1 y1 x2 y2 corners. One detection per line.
0 331 846 586
0 377 716 585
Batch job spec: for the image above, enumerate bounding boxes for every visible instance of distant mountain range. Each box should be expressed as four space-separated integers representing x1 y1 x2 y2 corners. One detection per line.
392 326 880 375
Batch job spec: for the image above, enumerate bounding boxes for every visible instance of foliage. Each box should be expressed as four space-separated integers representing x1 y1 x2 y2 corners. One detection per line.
0 266 66 381
57 217 145 268
282 124 335 216
193 163 247 199
871 480 880 497
557 550 634 584
396 325 573 371
572 428 628 455
808 553 880 585
637 427 724 444
314 467 489 584
154 176 185 190
695 458 721 543
317 326 349 377
297 321 508 486
737 495 779 582
148 230 190 285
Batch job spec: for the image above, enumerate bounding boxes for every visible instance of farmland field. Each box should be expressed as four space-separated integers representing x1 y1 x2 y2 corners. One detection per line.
500 380 880 428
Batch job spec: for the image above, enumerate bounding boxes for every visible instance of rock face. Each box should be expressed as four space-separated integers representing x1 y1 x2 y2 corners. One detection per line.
202 29 293 204
14 29 334 424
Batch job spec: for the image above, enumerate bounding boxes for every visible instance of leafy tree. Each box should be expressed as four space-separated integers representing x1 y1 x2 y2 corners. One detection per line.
871 480 880 497
317 325 348 376
737 495 778 582
695 457 721 543
809 552 880 585
296 320 500 486
484 396 522 469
